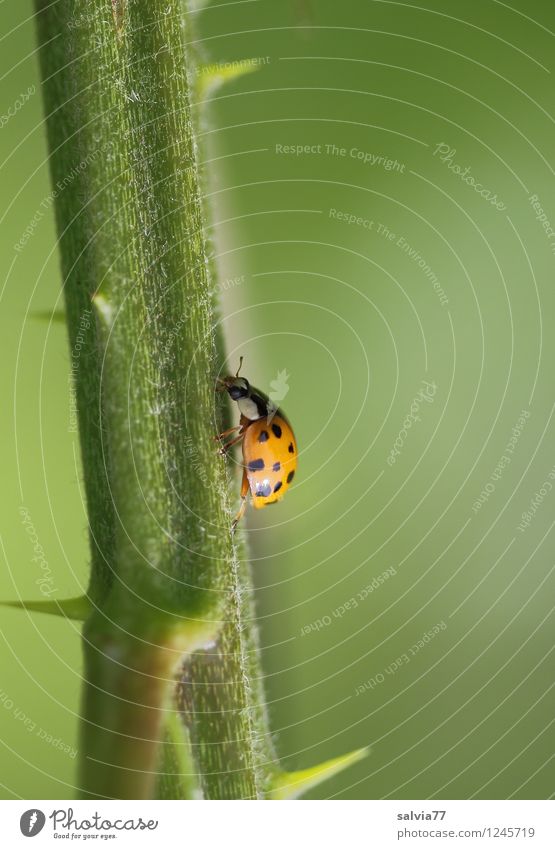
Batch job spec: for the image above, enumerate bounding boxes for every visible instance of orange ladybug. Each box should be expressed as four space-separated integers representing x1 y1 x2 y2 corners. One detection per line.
216 358 297 529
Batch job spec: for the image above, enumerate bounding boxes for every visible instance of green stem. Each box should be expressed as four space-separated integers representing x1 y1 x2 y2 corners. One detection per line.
33 0 269 799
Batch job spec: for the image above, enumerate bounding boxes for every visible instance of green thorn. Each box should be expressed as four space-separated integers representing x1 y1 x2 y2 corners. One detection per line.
31 310 66 323
0 594 91 621
196 60 260 100
268 746 370 800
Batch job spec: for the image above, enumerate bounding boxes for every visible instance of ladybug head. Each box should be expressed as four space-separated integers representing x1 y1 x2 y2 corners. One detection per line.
223 376 250 401
216 357 250 401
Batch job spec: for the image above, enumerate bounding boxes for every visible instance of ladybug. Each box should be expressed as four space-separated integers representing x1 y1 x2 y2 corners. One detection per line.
216 358 297 529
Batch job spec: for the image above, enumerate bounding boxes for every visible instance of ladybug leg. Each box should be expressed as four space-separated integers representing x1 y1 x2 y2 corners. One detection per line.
213 425 241 441
231 470 250 532
218 431 245 456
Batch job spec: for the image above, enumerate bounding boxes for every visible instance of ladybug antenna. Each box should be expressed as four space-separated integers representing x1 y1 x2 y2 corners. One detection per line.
235 356 244 379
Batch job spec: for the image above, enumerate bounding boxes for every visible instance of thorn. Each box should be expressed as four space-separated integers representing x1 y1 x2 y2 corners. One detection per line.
267 747 370 800
0 594 91 621
31 310 66 324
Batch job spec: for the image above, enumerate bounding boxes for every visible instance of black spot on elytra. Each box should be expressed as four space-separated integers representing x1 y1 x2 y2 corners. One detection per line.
255 482 272 498
248 458 265 471
273 481 282 493
287 470 295 484
288 442 294 453
271 423 282 438
258 430 269 443
272 461 281 472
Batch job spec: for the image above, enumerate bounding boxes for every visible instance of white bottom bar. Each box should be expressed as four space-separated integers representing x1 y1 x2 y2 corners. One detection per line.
3 800 553 848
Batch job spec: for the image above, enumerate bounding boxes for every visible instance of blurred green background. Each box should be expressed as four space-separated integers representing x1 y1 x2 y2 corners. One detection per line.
1 0 554 799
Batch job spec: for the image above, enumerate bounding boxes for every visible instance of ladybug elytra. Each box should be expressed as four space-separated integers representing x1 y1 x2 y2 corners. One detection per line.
216 359 298 529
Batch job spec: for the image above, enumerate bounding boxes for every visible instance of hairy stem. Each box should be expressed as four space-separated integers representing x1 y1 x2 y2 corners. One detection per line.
34 0 274 799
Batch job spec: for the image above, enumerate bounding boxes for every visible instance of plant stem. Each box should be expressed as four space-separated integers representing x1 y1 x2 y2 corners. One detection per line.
33 0 274 799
